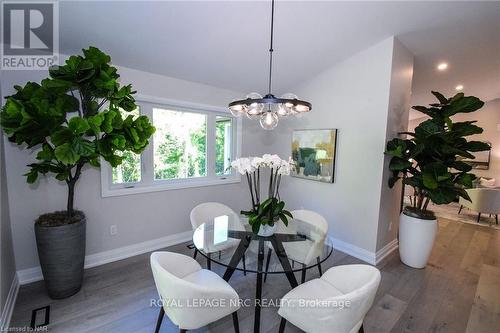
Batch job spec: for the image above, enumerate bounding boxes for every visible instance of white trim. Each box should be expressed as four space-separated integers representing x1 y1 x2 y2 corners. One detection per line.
101 176 241 198
330 236 399 266
375 238 399 264
16 230 192 285
330 236 377 265
0 275 19 331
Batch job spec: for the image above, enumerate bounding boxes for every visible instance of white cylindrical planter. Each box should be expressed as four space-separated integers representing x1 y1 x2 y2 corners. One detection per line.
399 212 437 269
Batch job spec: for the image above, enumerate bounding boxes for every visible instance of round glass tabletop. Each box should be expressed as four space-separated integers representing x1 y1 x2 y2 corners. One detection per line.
192 214 333 274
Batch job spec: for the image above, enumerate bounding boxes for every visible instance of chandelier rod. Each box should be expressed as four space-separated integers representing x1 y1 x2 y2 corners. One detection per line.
268 0 275 95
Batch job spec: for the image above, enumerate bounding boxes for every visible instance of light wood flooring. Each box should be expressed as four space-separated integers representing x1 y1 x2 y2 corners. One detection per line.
9 216 500 332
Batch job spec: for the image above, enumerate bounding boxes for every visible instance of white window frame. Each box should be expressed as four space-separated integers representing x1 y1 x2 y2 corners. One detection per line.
101 94 242 197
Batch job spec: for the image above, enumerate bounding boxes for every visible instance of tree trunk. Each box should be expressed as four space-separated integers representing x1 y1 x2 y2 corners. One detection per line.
66 163 84 218
67 181 75 217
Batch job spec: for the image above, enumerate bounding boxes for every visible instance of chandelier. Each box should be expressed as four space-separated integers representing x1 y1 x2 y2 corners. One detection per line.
228 0 312 130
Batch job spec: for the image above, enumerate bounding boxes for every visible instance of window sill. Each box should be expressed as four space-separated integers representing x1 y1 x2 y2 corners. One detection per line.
101 176 241 198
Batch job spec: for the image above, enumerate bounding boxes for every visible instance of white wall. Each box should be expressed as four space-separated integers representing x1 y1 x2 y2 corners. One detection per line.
1 66 258 272
376 39 414 250
248 37 413 256
0 80 17 325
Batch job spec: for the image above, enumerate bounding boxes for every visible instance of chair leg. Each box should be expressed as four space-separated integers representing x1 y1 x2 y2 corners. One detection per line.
301 264 306 284
458 205 463 214
279 317 287 333
154 308 164 333
207 253 211 270
242 254 247 276
359 323 364 333
232 311 240 333
193 248 198 260
316 257 323 276
219 250 222 259
477 213 481 223
264 248 272 282
496 214 498 225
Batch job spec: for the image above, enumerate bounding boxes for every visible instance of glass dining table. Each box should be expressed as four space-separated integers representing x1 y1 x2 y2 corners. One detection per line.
192 214 333 333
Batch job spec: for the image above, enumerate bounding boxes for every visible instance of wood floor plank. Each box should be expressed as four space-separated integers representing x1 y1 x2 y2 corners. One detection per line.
466 264 500 333
460 230 491 275
364 293 408 333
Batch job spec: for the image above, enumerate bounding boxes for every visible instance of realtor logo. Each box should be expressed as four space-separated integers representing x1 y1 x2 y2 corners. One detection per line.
1 1 59 70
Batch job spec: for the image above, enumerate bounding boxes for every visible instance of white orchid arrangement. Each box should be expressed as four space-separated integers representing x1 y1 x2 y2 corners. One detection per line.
231 154 295 233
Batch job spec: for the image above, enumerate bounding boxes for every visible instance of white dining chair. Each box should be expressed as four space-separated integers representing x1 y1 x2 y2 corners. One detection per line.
150 251 241 333
458 188 500 225
278 264 381 333
190 202 246 272
264 209 329 283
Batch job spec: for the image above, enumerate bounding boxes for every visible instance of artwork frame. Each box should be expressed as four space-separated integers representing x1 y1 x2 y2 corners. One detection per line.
291 129 338 183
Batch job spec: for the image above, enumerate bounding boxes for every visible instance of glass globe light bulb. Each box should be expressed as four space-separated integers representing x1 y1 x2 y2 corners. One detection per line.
260 111 279 130
245 92 264 119
281 93 298 115
229 104 245 117
294 104 310 113
276 104 289 117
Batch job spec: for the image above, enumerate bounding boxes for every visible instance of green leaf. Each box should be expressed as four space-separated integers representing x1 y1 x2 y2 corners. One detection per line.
415 119 441 137
24 170 38 184
444 95 484 117
51 128 73 146
68 117 90 134
54 143 80 165
431 91 448 104
87 113 104 134
72 138 95 156
389 157 412 171
55 170 69 181
465 141 490 152
36 143 54 161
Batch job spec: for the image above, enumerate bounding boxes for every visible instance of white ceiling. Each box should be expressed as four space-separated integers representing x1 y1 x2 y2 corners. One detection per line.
59 1 500 115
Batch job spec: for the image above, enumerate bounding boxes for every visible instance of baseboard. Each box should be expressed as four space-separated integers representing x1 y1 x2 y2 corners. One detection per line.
330 237 377 265
375 238 399 264
17 230 192 285
0 275 19 330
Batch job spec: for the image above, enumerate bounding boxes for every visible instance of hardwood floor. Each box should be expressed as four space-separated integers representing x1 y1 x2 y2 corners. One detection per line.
9 216 500 332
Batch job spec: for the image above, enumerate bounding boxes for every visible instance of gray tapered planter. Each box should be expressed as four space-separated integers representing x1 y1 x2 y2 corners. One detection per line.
35 212 86 299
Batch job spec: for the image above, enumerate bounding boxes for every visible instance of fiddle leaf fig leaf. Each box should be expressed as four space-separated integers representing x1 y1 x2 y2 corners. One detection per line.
431 91 448 104
54 143 80 165
68 117 90 134
36 143 54 161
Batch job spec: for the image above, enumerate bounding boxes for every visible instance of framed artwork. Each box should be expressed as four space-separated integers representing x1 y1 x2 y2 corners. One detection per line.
291 129 338 183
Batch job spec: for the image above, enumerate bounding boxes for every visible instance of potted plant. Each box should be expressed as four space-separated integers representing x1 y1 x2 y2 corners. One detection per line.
0 47 155 298
231 154 293 236
386 91 490 268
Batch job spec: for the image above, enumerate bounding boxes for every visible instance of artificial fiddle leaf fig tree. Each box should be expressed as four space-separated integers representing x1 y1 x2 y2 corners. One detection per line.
1 46 155 218
386 91 490 269
386 91 490 217
0 46 155 298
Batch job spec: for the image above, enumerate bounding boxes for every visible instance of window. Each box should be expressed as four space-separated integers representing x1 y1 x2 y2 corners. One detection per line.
216 116 232 175
101 97 241 197
153 108 207 180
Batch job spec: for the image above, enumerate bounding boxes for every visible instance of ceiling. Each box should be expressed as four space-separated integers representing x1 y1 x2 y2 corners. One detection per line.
58 1 500 116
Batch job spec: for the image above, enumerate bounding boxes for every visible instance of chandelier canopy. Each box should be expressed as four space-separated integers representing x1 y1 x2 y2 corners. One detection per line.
228 0 312 130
